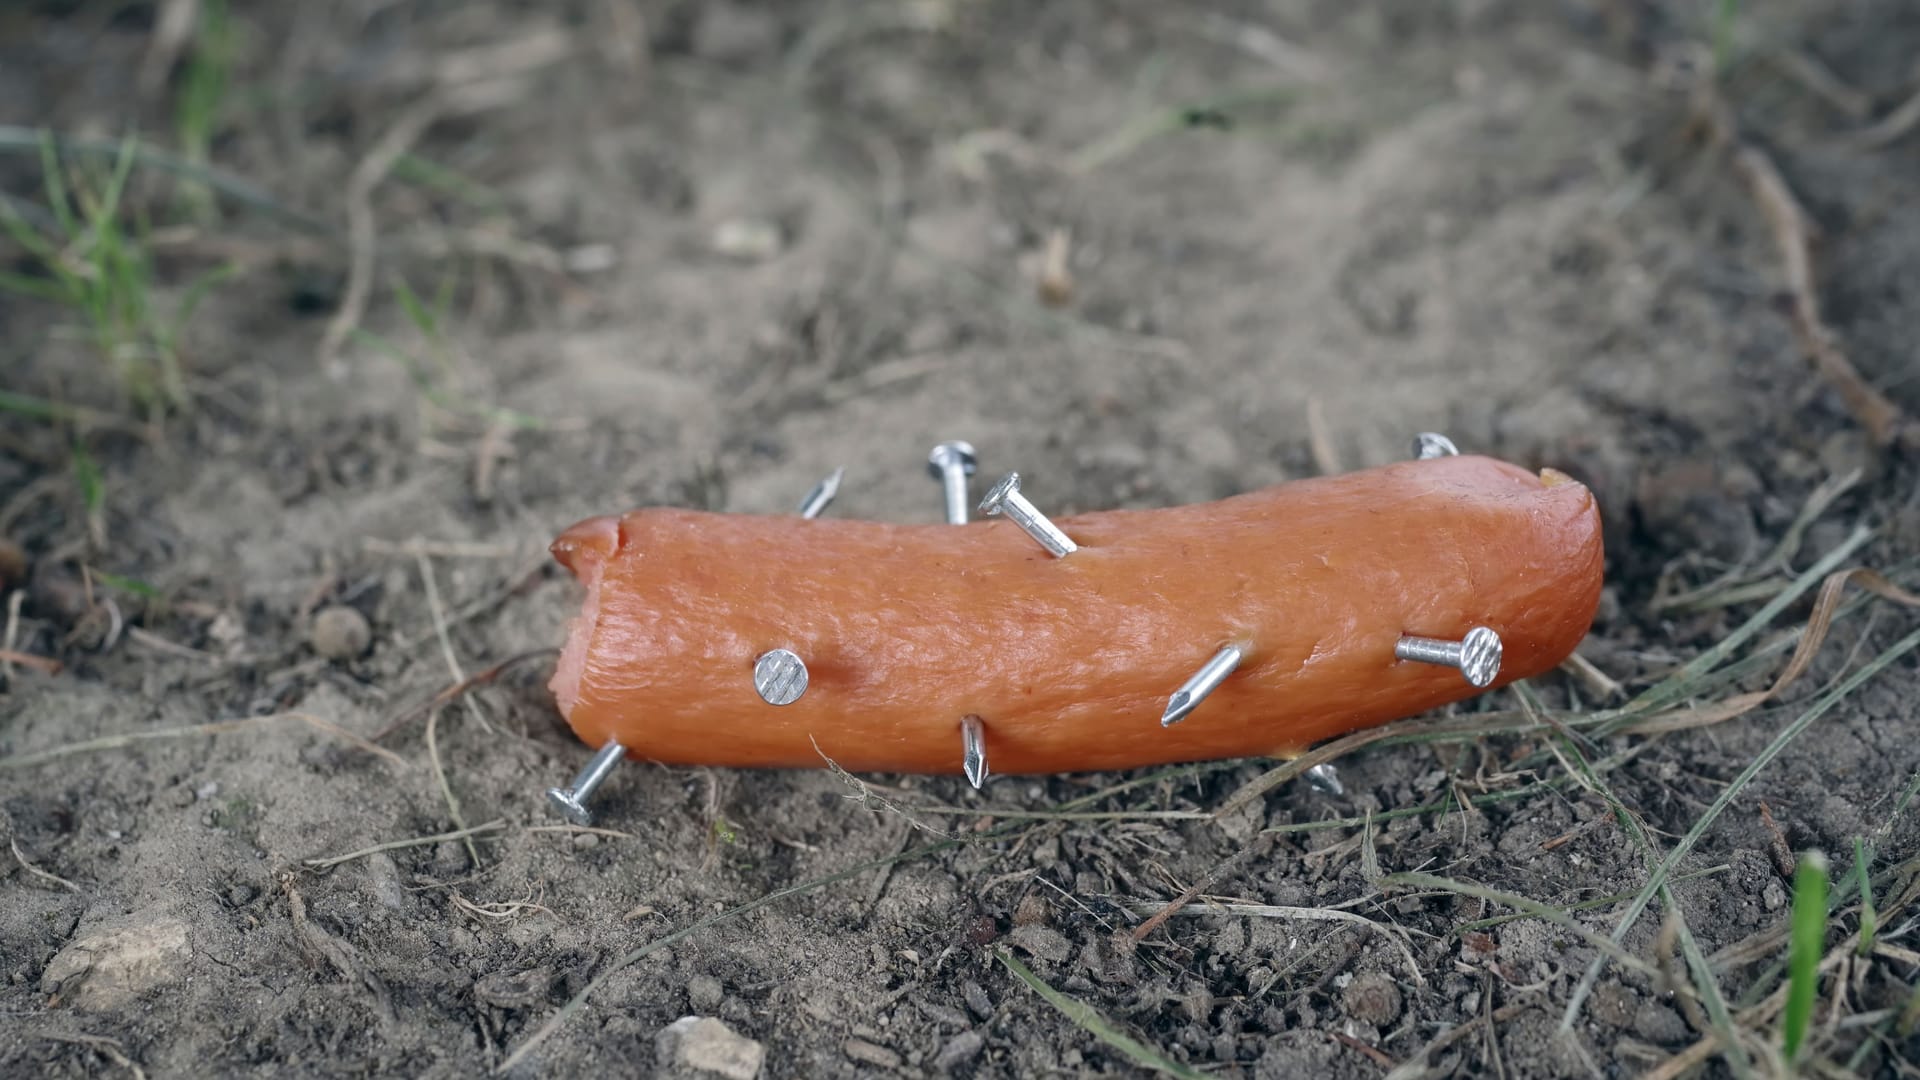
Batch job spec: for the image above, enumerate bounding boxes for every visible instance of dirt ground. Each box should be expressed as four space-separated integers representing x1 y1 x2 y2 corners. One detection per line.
4 1 1920 1077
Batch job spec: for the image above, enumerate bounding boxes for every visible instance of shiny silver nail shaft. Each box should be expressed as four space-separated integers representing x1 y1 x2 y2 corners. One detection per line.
1161 644 1244 727
1395 626 1502 688
979 472 1076 557
798 466 845 519
1412 432 1459 460
546 740 625 826
961 715 988 789
928 441 978 525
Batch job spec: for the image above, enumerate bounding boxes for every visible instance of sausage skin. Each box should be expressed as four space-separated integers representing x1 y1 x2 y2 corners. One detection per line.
549 456 1602 775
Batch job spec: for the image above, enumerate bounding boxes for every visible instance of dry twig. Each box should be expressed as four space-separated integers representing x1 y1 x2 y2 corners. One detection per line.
1692 81 1916 450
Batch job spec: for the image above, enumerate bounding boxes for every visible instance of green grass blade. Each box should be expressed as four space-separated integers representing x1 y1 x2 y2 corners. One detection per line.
997 951 1208 1079
1564 624 1920 1032
1713 0 1741 76
91 571 160 600
1600 526 1872 730
38 130 75 236
1854 839 1877 958
0 390 84 421
392 277 438 339
1783 851 1829 1061
0 270 70 303
71 440 104 516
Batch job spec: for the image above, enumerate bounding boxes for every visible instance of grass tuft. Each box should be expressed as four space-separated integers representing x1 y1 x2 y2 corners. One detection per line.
0 131 235 417
998 950 1209 1079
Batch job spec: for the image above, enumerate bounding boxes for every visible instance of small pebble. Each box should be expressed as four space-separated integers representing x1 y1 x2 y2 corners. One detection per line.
310 605 371 660
572 833 600 851
688 973 724 1012
933 1030 984 1072
1006 924 1070 965
656 1016 765 1080
227 884 257 907
711 219 783 261
1342 971 1402 1026
844 1038 901 1070
961 981 992 1019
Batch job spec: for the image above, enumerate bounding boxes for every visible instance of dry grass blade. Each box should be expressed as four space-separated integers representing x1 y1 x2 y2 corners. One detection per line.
372 648 558 741
0 646 61 675
1847 83 1920 151
423 706 478 869
282 872 394 1020
1128 899 1425 986
1692 81 1915 449
496 766 1200 1072
1623 567 1920 734
12 836 81 891
1383 872 1664 982
496 834 971 1073
0 711 405 770
303 819 507 870
1130 838 1269 942
1384 1002 1536 1080
315 98 444 369
1602 526 1873 728
1563 624 1920 1034
43 1034 147 1080
997 950 1209 1079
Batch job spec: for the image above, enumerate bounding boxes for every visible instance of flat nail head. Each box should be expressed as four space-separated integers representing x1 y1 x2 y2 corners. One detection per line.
927 440 978 479
979 472 1020 515
754 648 810 705
1412 432 1460 460
546 787 593 827
1459 626 1503 688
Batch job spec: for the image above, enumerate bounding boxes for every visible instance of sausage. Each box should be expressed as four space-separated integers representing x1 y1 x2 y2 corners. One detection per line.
548 455 1603 776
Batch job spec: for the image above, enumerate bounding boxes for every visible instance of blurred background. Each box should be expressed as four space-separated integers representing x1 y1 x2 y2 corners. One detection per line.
4 1 1920 1076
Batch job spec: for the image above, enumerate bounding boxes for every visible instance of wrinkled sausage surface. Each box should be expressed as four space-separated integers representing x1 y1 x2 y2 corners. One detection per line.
550 456 1603 775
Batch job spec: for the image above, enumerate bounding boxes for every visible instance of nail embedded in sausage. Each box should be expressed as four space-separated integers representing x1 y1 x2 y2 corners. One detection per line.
548 455 1603 778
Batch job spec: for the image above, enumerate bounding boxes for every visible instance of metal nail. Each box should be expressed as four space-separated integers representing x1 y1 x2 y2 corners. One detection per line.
798 466 846 519
1411 432 1460 460
1394 626 1503 688
961 715 988 789
546 740 626 826
1305 763 1344 796
978 472 1077 557
1161 643 1245 727
754 648 809 705
927 441 979 525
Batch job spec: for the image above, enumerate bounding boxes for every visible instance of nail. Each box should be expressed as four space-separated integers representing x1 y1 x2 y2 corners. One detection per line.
1161 643 1245 727
798 466 846 519
754 648 809 705
1394 626 1503 688
961 715 988 789
545 740 625 827
978 472 1077 557
1305 763 1344 796
1411 432 1460 460
927 441 978 525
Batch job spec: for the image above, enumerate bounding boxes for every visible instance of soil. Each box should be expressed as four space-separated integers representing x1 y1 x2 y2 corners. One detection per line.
4 2 1920 1077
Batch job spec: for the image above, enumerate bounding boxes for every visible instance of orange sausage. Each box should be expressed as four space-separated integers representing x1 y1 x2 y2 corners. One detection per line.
549 456 1602 775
